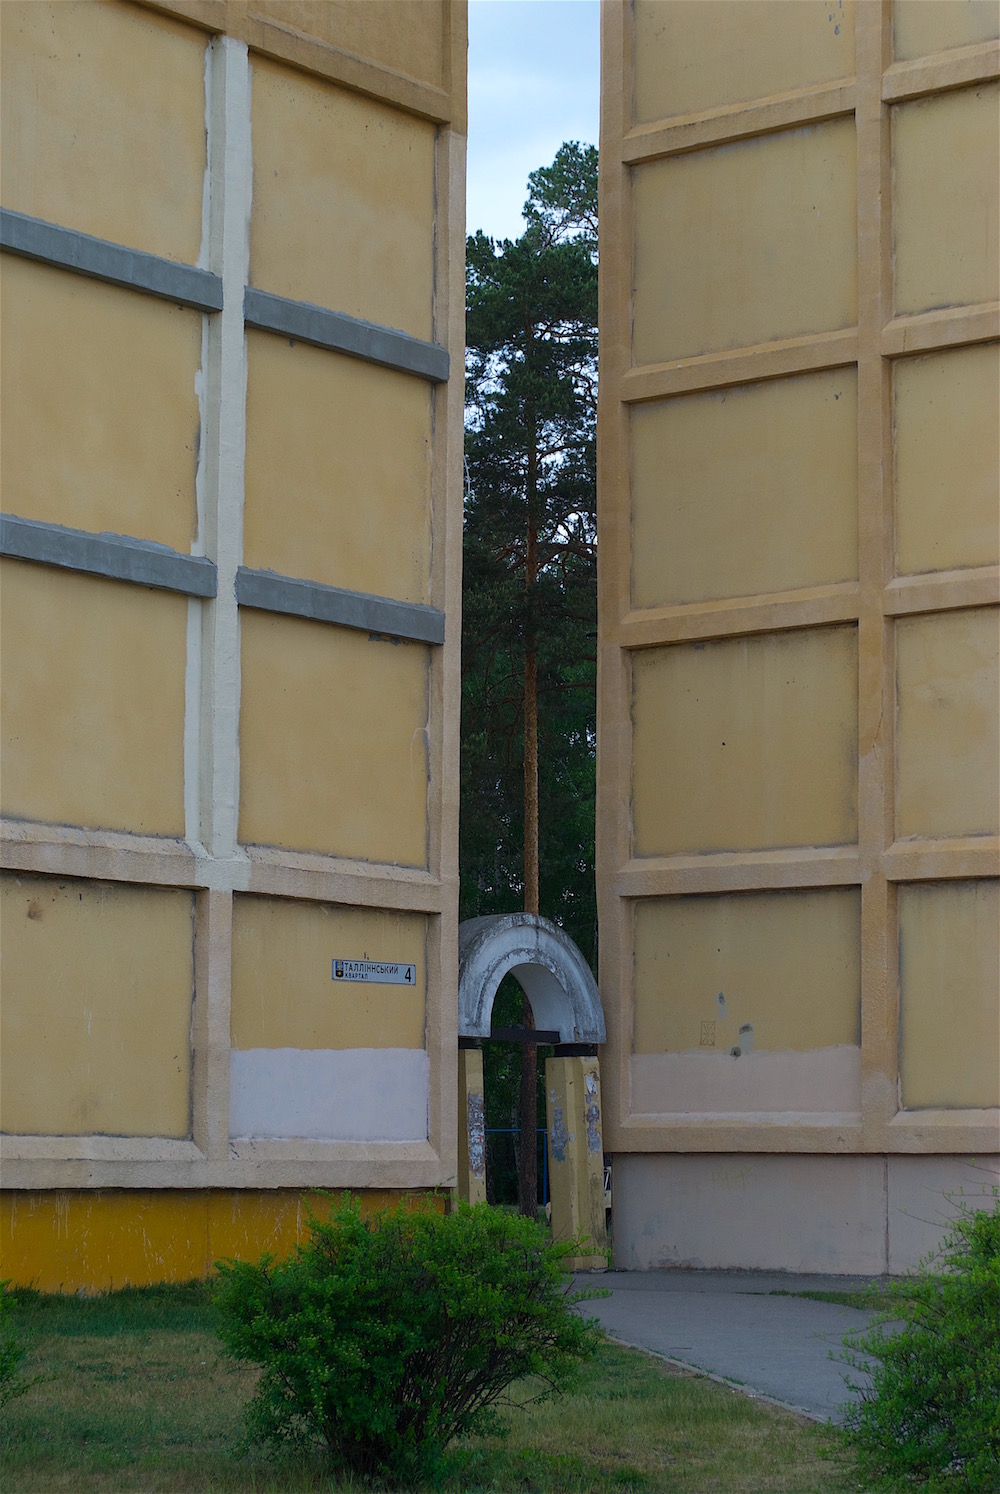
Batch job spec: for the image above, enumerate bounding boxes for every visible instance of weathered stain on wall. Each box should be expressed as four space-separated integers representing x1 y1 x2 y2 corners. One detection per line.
0 1188 444 1295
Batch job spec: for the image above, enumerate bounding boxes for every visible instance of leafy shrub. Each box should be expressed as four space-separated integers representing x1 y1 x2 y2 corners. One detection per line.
213 1195 601 1483
841 1200 1000 1491
0 1281 43 1412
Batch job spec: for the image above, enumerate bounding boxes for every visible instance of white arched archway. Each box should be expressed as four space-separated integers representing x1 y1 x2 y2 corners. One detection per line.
458 913 605 1043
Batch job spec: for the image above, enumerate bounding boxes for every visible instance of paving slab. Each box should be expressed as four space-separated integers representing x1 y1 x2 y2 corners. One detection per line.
573 1269 889 1422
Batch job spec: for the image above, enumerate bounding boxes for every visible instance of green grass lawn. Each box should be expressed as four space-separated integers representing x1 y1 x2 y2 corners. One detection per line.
1 1283 872 1493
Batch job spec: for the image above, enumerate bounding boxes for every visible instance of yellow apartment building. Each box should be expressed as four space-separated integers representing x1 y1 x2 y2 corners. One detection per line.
597 0 1000 1272
1 0 466 1290
2 0 998 1289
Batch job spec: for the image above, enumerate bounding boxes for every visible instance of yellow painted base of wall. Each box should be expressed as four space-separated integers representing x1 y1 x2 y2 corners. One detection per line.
0 1188 444 1294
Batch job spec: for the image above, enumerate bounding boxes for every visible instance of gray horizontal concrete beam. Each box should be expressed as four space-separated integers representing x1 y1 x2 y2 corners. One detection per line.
1 514 218 597
236 567 445 645
243 287 450 383
0 209 223 312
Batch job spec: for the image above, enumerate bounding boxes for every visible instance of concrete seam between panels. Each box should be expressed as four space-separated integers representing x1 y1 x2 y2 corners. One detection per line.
235 566 446 645
0 514 217 596
243 286 450 382
0 208 223 311
203 34 251 865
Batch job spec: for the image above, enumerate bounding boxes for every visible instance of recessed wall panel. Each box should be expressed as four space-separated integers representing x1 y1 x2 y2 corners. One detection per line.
244 333 432 603
0 257 201 549
631 369 858 608
633 0 855 124
632 627 858 855
0 0 206 262
229 895 429 1142
632 888 861 1114
0 561 188 836
250 57 435 340
239 611 429 864
894 0 1000 61
633 120 857 365
634 889 861 1053
249 0 445 87
0 874 194 1136
899 880 1000 1110
894 343 1000 575
893 84 1000 316
231 895 427 1051
896 608 1000 839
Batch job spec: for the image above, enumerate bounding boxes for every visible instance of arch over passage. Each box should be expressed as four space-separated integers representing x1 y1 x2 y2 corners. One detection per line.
457 913 605 1044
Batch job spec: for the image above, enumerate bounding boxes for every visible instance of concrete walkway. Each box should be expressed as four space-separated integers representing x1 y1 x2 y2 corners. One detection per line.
573 1269 887 1423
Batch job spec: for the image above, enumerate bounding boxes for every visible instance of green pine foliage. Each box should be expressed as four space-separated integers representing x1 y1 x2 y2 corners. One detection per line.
462 143 599 966
212 1196 601 1484
841 1199 1000 1491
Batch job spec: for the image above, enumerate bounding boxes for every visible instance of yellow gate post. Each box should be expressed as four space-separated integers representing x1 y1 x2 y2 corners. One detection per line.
545 1055 607 1269
457 1047 487 1205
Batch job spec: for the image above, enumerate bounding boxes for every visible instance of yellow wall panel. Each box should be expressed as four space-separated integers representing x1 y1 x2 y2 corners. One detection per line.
633 120 857 364
896 608 1000 838
632 627 858 855
631 369 858 608
249 0 445 87
0 0 206 262
633 0 855 123
894 343 1000 575
634 888 861 1053
231 895 426 1050
1 257 201 550
899 880 1000 1109
244 333 431 602
894 0 1000 61
0 562 187 835
250 57 435 340
0 874 194 1136
893 84 1000 316
239 612 429 864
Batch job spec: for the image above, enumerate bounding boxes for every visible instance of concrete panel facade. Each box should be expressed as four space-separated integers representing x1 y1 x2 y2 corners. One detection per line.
1 0 207 261
0 0 466 1287
598 0 999 1273
893 343 1000 574
612 1151 999 1275
1 257 202 548
1 562 189 835
1 875 195 1138
243 334 432 603
630 369 859 607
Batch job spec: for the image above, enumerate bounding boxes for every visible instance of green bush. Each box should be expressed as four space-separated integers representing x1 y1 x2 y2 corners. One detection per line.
0 1281 42 1412
213 1195 601 1483
841 1199 1000 1491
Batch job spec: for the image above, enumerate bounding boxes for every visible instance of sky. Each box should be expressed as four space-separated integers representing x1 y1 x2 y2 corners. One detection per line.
466 0 600 244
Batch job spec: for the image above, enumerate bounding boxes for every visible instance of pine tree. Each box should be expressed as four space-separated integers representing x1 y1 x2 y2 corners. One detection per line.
462 144 598 1216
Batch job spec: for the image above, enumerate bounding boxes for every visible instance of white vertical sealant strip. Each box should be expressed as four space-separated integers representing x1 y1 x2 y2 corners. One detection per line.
198 34 251 862
183 46 216 850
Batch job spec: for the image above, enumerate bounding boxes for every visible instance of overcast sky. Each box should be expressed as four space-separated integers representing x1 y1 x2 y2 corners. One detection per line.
466 0 600 243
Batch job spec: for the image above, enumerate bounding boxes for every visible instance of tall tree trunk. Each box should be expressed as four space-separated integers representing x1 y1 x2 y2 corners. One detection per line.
518 476 539 1219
